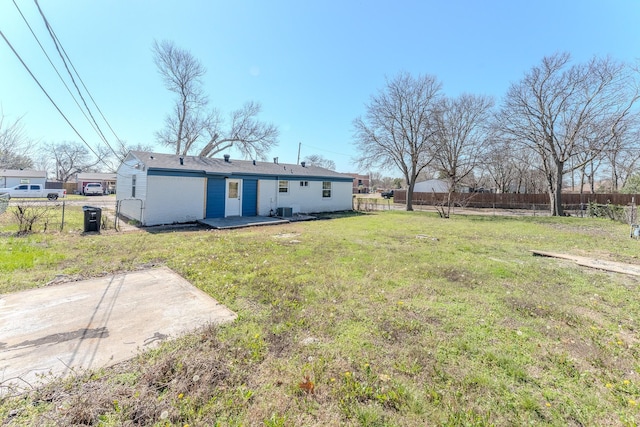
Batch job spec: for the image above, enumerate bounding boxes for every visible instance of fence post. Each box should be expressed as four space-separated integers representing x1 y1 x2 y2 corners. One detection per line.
115 200 119 231
60 201 65 231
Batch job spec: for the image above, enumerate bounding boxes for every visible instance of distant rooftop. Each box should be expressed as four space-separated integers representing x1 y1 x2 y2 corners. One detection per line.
77 172 117 181
0 169 47 178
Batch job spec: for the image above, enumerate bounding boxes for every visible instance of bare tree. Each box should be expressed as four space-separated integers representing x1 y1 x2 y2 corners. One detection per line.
100 142 156 172
368 171 401 191
0 111 34 169
432 94 494 216
47 141 108 182
153 40 278 160
303 154 336 170
353 72 442 210
603 117 640 191
483 139 518 193
153 39 208 156
496 53 639 215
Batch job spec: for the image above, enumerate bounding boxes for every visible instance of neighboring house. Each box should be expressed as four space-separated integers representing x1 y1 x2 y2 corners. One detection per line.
116 151 354 226
344 173 371 194
0 169 47 188
413 179 450 193
75 172 117 194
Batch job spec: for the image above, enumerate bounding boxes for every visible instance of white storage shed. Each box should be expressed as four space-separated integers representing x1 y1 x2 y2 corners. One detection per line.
0 169 47 188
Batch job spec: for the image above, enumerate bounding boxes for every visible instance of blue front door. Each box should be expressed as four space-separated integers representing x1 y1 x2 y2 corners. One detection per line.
206 178 225 218
242 179 258 216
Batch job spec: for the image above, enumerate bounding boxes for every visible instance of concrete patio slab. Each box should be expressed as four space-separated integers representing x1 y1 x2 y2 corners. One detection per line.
198 216 290 229
0 267 236 394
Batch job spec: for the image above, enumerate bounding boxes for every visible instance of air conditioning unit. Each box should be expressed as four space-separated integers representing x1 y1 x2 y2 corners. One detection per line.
276 207 293 217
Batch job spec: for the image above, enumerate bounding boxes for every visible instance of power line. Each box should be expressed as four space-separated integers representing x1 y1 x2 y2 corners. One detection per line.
0 30 102 160
33 0 124 160
12 0 112 152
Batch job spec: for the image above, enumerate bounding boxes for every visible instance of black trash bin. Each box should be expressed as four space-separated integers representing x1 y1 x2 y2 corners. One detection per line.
83 206 102 232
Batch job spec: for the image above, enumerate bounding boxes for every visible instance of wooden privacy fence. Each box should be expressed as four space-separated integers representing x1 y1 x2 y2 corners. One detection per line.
393 191 640 210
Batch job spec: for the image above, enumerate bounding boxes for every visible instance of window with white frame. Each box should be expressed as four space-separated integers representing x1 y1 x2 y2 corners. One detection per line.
131 175 136 198
299 181 309 188
279 180 289 193
322 181 331 198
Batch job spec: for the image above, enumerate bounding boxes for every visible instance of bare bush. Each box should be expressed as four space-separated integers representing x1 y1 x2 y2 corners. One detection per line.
11 201 56 234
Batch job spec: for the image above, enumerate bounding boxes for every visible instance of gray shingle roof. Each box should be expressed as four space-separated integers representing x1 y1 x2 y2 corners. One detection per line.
130 151 352 180
0 169 47 178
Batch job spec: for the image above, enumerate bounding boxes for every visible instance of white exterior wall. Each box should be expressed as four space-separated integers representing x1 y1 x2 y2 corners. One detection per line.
2 176 46 188
257 179 277 216
144 176 206 226
270 178 352 214
116 160 148 223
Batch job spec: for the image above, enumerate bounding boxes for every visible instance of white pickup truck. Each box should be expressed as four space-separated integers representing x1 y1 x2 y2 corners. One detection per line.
0 184 66 200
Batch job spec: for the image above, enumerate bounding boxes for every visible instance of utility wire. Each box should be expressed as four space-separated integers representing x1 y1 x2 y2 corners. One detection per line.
12 0 112 153
37 5 127 155
0 30 103 160
34 0 124 160
33 0 118 156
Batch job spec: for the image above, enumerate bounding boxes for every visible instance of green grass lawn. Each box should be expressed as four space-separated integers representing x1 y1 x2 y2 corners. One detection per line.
1 210 639 426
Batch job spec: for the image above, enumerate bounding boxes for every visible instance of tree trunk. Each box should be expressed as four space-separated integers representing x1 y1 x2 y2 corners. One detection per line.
445 190 452 218
553 160 564 216
406 182 414 211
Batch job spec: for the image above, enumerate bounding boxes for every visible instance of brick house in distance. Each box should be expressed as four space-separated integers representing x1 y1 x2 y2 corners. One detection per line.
345 173 370 194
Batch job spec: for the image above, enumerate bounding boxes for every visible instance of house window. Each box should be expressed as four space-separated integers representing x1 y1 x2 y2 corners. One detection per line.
228 181 239 198
20 179 29 184
300 181 309 187
131 175 136 198
279 180 289 193
322 181 331 198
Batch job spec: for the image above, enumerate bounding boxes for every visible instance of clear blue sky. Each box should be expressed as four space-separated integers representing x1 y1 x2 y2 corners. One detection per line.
1 0 638 173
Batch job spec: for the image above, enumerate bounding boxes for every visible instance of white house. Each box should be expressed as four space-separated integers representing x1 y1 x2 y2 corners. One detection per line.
413 179 450 193
116 151 354 226
0 169 47 188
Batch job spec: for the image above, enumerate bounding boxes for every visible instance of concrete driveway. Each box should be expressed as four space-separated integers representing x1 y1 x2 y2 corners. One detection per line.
0 267 236 394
